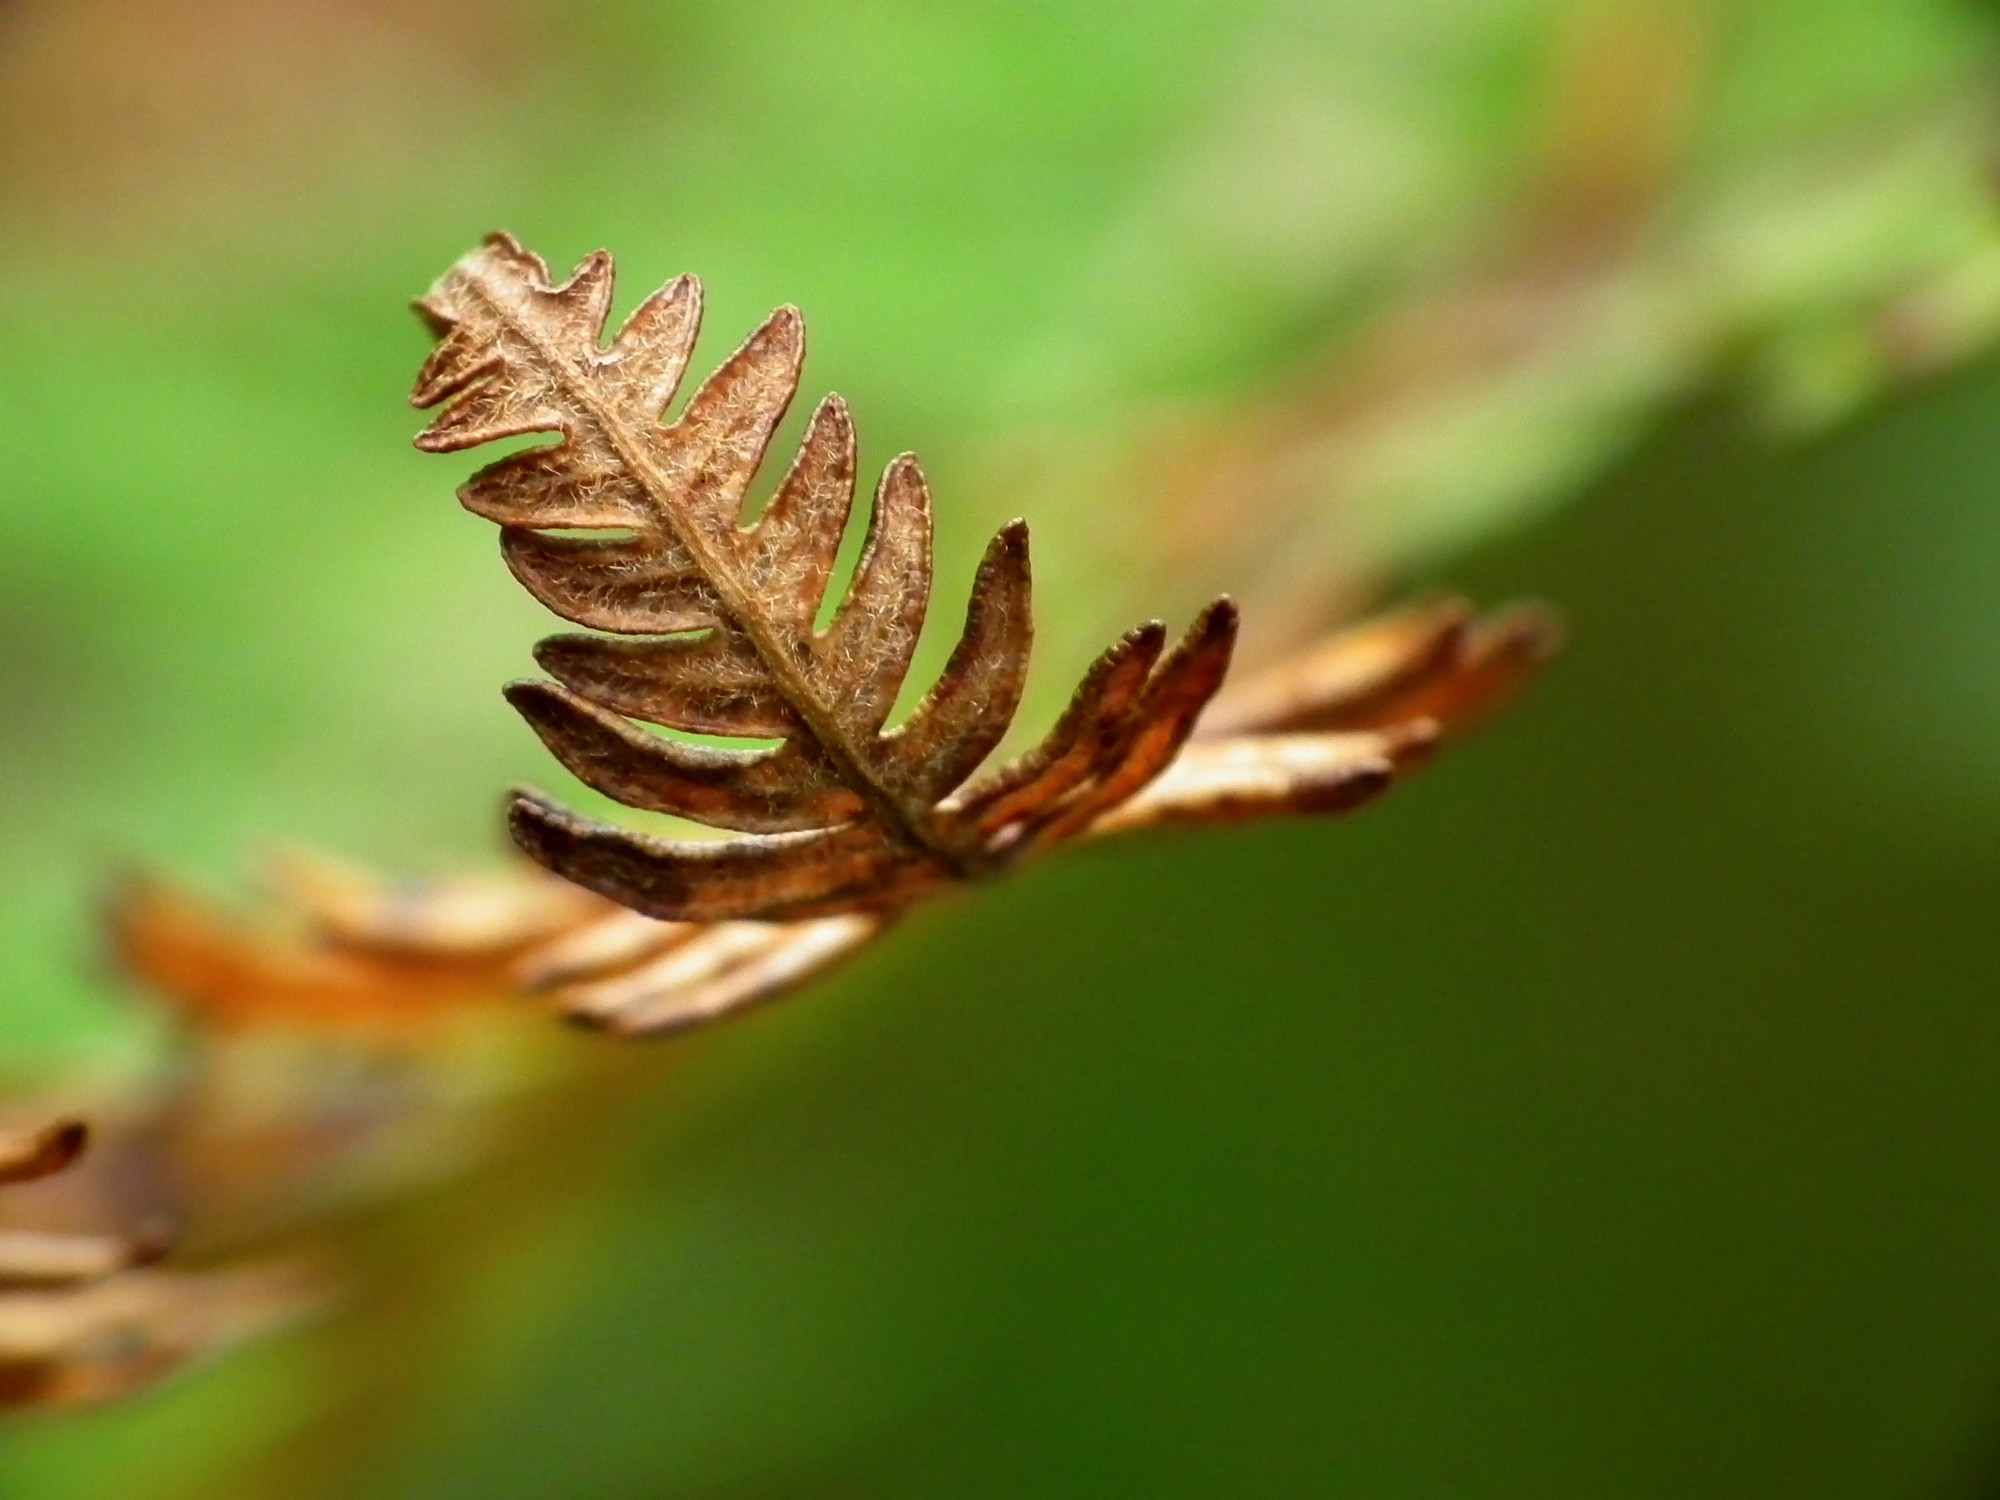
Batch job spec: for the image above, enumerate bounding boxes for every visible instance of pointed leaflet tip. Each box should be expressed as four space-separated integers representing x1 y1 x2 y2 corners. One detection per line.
0 1119 87 1186
822 450 934 731
753 393 860 622
886 517 1034 800
549 249 617 344
1013 597 1241 849
688 303 804 394
656 302 808 535
607 273 705 417
478 230 551 284
953 615 1170 839
557 249 613 287
1189 595 1241 651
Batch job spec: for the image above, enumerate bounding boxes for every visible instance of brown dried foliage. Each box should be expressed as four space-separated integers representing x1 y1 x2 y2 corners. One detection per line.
107 849 880 1039
403 235 1555 1032
119 608 1544 1038
416 242 1537 867
107 852 606 1031
413 233 1248 924
99 597 1549 1040
0 1119 314 1410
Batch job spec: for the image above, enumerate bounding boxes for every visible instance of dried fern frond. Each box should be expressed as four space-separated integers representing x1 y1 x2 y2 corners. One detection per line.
106 867 555 1032
409 235 1553 1028
1106 598 1558 832
1194 598 1559 741
264 847 877 1031
136 600 1542 1038
113 850 878 1039
414 234 1244 923
0 1120 315 1410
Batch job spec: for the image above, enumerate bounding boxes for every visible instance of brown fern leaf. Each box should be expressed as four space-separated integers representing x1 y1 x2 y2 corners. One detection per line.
108 589 1542 1038
291 594 1545 1031
1094 598 1559 833
112 850 879 1039
105 866 562 1031
266 847 883 1036
411 236 1555 987
1194 598 1561 741
412 233 1240 923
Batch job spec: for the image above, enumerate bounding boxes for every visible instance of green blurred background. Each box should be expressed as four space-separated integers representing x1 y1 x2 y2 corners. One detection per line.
5 0 2000 1494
